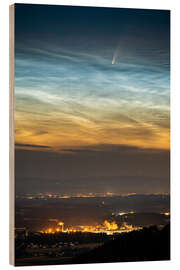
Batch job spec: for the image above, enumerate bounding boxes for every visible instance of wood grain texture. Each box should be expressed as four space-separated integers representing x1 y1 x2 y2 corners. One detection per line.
9 4 15 266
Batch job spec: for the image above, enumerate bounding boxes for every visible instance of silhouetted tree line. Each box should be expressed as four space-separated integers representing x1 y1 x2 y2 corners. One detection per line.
15 224 170 265
71 224 170 264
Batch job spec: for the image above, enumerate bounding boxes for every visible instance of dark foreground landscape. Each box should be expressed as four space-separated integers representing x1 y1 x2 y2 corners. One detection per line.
15 194 170 266
15 224 170 266
71 224 170 264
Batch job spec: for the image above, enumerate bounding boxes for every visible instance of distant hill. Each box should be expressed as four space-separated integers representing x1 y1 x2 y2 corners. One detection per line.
71 224 170 264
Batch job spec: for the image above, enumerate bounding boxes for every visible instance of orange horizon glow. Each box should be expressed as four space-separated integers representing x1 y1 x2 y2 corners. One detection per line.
41 220 142 235
14 101 170 152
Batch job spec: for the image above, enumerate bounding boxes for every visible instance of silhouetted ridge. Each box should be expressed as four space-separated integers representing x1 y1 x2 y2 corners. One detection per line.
71 224 170 264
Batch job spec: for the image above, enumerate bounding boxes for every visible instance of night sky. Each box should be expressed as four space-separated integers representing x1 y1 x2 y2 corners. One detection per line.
14 4 170 195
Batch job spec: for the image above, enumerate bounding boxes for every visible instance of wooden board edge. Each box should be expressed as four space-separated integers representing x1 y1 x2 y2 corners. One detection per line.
9 3 15 266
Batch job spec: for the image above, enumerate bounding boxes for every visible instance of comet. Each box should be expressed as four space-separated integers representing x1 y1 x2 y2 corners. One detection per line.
112 59 115 65
112 43 120 65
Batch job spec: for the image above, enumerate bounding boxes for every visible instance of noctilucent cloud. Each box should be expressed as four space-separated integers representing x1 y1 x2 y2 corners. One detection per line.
14 4 170 195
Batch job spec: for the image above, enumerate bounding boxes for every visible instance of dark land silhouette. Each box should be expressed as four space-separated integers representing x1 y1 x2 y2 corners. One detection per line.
15 224 170 266
71 224 170 264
